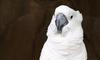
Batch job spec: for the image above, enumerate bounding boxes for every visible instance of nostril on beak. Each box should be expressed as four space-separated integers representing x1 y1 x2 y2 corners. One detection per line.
55 13 68 33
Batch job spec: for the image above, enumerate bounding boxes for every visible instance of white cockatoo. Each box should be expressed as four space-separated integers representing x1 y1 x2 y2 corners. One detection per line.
40 5 87 60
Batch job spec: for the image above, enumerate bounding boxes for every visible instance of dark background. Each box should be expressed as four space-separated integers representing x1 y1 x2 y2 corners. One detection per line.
0 0 100 60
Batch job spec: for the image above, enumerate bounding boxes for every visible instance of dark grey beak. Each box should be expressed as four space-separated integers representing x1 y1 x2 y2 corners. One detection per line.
55 13 68 33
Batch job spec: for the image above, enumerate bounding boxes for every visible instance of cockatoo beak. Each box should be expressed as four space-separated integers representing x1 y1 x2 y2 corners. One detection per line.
55 13 69 33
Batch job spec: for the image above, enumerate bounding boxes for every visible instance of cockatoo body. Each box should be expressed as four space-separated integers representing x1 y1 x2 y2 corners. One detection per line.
40 5 87 60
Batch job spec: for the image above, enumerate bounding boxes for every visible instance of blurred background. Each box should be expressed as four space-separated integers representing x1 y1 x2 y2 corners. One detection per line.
0 0 100 60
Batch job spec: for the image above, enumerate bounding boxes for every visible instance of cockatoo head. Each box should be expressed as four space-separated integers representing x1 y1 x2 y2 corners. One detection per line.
47 5 83 36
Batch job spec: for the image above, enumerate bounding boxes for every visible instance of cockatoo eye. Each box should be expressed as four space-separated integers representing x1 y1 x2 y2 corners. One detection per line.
70 15 73 19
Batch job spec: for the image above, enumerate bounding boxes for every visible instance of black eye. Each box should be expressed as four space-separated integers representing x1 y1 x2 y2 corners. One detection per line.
70 15 73 19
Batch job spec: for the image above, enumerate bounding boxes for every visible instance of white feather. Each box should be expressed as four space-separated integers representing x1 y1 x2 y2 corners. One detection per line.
40 5 87 60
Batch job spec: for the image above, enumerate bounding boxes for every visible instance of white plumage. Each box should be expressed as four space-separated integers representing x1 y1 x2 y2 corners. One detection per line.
40 5 87 60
